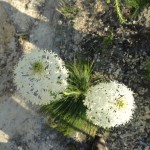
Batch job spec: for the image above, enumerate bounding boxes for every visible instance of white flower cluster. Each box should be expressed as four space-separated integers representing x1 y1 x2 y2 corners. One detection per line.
14 50 68 105
84 81 135 128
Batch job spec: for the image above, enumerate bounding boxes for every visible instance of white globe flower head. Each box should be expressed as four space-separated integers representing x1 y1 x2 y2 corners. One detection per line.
84 81 135 128
14 49 68 105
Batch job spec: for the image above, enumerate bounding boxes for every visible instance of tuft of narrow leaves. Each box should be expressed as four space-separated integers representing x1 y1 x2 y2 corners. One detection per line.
57 0 78 19
40 59 98 137
115 0 127 24
125 0 149 19
107 0 149 23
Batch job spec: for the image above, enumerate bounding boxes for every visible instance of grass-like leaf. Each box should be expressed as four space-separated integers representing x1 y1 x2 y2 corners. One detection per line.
65 59 93 96
57 0 78 19
40 97 97 137
115 0 127 24
40 59 98 137
125 0 149 18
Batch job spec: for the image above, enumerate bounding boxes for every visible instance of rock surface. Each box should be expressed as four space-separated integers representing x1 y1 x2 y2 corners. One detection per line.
0 3 16 95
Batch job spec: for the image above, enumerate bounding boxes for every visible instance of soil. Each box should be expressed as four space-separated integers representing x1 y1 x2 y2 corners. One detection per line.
0 0 150 150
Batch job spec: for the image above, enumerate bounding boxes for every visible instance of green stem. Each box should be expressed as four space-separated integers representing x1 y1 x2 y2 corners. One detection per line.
115 0 126 24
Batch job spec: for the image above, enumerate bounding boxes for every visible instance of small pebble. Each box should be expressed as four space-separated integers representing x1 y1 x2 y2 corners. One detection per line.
144 146 150 150
18 146 23 150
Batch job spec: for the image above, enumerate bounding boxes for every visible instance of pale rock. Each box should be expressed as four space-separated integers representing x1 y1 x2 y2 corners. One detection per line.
144 146 150 150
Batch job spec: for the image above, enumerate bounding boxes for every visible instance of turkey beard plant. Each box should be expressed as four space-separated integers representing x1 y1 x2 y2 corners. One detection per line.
14 50 68 105
14 50 135 134
40 60 98 136
84 81 135 128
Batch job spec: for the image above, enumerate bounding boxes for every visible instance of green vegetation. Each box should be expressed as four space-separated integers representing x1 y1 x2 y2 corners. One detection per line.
115 0 127 23
40 59 106 137
40 99 98 137
145 60 150 79
102 33 113 49
125 0 149 19
57 0 78 19
16 32 29 40
58 0 149 24
106 0 111 4
107 0 149 23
